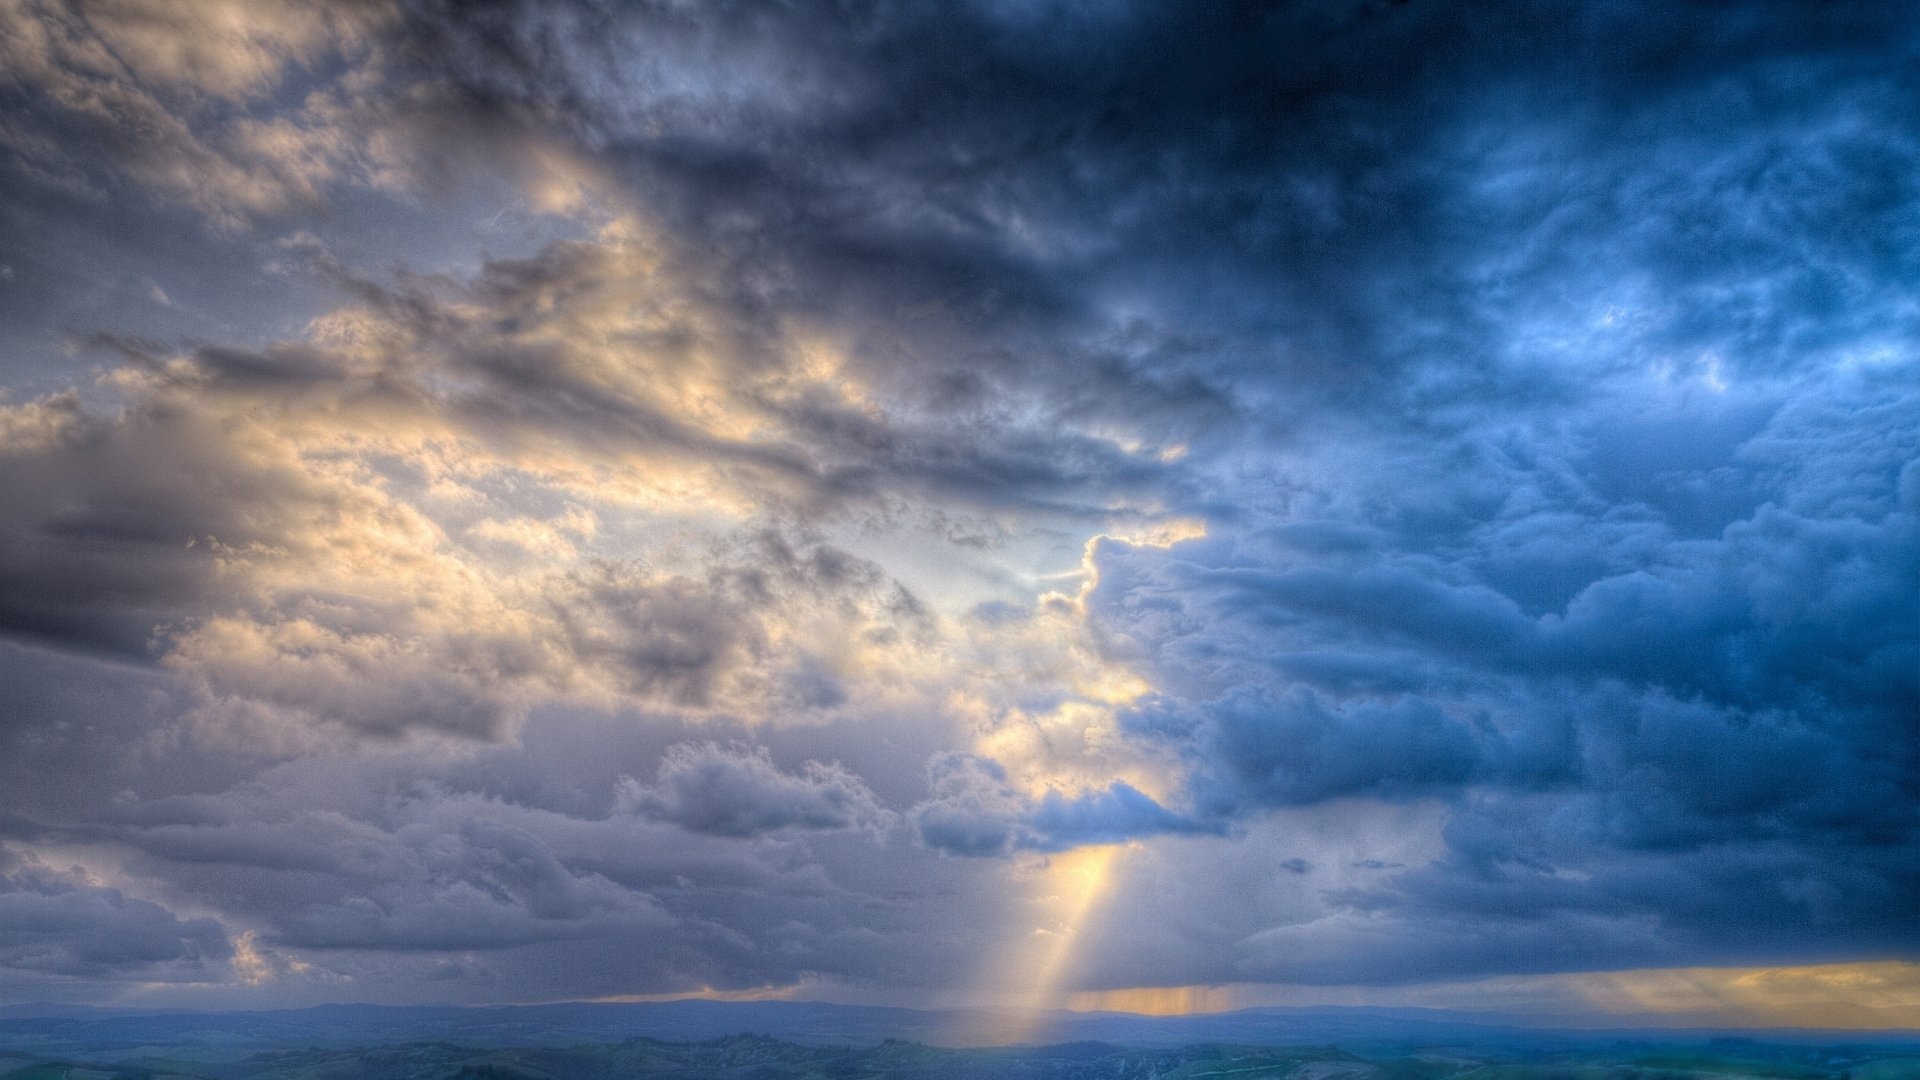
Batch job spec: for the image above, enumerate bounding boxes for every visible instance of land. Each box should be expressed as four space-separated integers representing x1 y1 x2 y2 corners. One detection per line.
0 1003 1914 1080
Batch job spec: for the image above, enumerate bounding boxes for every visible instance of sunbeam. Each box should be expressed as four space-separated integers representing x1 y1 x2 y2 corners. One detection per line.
968 843 1125 1043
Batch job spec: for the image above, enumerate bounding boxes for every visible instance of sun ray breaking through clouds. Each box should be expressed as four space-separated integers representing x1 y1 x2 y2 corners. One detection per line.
971 844 1126 1041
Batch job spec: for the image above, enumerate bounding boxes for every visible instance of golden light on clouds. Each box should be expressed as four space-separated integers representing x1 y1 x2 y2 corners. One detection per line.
230 930 312 987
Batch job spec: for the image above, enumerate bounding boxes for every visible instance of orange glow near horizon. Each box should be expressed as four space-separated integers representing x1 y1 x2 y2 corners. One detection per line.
544 960 1920 1032
970 960 1920 1028
1580 960 1920 1029
1065 984 1242 1016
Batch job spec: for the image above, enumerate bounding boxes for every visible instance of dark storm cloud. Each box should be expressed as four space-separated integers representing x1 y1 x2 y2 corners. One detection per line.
377 0 1920 413
0 0 1915 1004
1085 373 1919 980
1135 688 1484 812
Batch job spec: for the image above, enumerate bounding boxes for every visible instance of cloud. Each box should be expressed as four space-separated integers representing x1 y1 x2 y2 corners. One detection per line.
0 0 1914 1006
0 388 322 658
1147 688 1484 812
911 753 1221 857
51 750 1025 1002
0 846 230 980
0 236 968 746
1075 370 1920 982
0 0 399 226
617 742 890 838
276 816 669 952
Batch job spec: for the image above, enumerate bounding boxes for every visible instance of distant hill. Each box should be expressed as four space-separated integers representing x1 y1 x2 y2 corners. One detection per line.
1 1025 1916 1080
1 999 1917 1063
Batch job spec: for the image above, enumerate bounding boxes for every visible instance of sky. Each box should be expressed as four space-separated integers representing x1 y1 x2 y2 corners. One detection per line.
0 0 1916 1028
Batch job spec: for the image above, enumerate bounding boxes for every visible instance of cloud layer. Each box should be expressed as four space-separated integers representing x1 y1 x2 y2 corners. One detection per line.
0 0 1913 1014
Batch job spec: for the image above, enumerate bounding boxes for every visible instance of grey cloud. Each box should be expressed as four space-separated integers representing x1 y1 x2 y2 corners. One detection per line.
98 783 677 956
0 0 397 227
910 753 1221 857
0 392 313 658
617 742 890 838
1165 689 1482 813
1083 374 1919 980
1023 782 1229 851
909 753 1027 858
65 749 1009 999
0 641 191 836
391 0 1920 423
551 566 762 712
277 817 668 952
0 846 230 979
